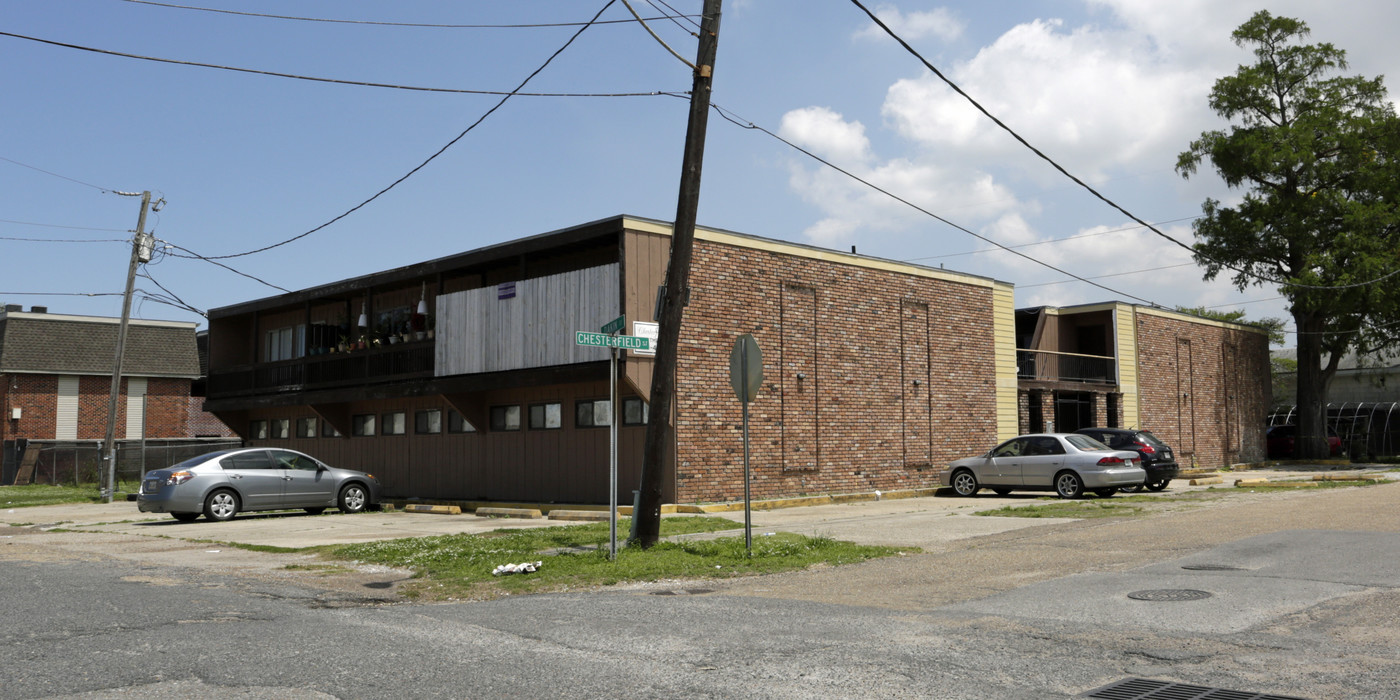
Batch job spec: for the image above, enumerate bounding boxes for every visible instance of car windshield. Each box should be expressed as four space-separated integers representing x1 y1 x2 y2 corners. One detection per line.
1066 434 1111 451
168 449 239 470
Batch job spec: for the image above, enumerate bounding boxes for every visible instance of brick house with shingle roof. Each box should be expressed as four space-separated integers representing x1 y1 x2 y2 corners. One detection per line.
1 307 212 483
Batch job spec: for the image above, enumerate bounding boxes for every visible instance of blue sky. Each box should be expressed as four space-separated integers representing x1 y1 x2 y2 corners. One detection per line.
5 1 1399 342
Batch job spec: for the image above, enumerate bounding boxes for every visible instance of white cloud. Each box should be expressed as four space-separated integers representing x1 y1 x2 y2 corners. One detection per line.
778 106 873 164
880 18 1212 182
854 4 965 43
778 107 1029 245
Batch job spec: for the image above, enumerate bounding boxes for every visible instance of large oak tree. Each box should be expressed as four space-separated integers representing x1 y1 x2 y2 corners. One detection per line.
1177 10 1400 458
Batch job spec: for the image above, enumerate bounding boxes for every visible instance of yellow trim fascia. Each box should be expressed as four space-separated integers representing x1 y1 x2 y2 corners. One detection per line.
623 217 1005 290
1116 304 1140 430
992 283 1020 440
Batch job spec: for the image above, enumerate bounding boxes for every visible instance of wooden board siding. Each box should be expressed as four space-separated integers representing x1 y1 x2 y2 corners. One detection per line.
240 380 647 504
621 229 668 399
436 264 621 376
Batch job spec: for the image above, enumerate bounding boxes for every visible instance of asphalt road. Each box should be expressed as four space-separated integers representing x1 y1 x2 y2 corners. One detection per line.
2 470 1397 699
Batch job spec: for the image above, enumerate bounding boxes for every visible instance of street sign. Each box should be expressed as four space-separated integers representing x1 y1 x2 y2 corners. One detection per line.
600 315 625 335
729 334 763 402
576 331 650 350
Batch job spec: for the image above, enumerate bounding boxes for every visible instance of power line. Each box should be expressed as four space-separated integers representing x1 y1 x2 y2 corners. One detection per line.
120 0 694 29
0 234 128 243
710 103 1163 306
0 30 665 98
1018 262 1196 289
0 291 124 298
161 242 290 292
619 0 696 70
0 155 122 193
0 217 127 233
170 0 621 261
904 216 1202 262
846 0 1400 293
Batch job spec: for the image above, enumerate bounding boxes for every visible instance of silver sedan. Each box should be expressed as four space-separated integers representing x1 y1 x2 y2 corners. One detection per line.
137 447 382 522
940 433 1145 498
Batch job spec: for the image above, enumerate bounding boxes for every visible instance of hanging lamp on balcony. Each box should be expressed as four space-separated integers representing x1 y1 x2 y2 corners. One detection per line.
417 282 428 316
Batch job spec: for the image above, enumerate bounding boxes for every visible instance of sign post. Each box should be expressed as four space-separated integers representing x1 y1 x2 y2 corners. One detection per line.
729 333 762 555
577 321 649 560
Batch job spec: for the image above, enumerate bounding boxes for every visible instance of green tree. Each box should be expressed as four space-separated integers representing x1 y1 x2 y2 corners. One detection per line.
1177 10 1400 458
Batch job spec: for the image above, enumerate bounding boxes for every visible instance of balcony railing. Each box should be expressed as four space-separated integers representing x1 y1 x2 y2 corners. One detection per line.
1017 349 1116 385
208 341 435 398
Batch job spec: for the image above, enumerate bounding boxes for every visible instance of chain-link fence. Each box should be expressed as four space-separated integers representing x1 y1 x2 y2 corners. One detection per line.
5 439 242 492
1267 402 1400 459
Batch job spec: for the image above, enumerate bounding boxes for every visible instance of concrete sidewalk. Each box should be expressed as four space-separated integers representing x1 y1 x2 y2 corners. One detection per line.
2 464 1390 549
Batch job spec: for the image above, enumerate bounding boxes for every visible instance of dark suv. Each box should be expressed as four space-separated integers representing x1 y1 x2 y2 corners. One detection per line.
1074 428 1178 492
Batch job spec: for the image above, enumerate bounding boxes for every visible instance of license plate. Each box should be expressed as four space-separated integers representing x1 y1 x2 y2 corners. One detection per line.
143 479 160 493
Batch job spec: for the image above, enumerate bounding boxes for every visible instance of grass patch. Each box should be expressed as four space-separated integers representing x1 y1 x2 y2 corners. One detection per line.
1245 479 1382 490
327 516 910 600
0 484 106 508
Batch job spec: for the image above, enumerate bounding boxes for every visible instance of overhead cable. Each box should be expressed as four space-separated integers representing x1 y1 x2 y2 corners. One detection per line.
619 0 696 70
0 30 662 98
847 0 1400 292
0 155 121 193
120 0 693 29
710 103 1162 306
170 0 621 261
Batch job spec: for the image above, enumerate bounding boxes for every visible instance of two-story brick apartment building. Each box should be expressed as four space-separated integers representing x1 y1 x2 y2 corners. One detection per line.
0 307 204 484
203 216 1019 505
1015 302 1271 467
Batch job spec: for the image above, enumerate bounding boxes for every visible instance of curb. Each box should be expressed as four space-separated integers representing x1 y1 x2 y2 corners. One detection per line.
402 504 461 515
476 507 544 519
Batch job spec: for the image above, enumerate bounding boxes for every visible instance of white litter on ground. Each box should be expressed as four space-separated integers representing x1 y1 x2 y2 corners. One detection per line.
492 561 543 576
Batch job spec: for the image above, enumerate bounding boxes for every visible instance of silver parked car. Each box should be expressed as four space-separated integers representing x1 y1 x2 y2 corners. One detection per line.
940 433 1145 498
137 448 382 522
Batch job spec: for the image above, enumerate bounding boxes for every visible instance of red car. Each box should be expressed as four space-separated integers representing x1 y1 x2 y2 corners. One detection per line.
1266 425 1341 459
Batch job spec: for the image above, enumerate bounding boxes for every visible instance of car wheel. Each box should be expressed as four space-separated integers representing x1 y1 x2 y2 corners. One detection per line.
992 488 1012 496
304 507 326 515
1094 488 1118 498
1146 479 1169 492
171 512 199 523
951 469 980 497
338 484 368 514
203 489 239 522
1054 471 1084 499
1120 483 1144 493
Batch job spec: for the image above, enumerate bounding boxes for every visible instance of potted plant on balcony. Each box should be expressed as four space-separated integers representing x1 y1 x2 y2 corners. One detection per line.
425 313 435 340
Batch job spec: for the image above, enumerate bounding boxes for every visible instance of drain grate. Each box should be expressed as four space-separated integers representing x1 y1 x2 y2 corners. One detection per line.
1127 589 1213 602
1083 677 1309 699
1182 564 1244 571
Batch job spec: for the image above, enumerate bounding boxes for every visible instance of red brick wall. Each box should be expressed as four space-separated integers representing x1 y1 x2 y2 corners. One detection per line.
1133 312 1271 467
0 373 195 441
672 241 1001 503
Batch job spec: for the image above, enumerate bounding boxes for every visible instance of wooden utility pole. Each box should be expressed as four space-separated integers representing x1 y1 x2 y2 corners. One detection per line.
102 191 152 502
633 0 723 547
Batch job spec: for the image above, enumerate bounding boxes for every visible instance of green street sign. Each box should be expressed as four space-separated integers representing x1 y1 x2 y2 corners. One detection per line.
600 315 625 335
576 331 651 350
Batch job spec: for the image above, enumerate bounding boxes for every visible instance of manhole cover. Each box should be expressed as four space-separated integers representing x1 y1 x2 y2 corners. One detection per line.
651 588 715 596
1127 589 1213 602
1182 564 1244 571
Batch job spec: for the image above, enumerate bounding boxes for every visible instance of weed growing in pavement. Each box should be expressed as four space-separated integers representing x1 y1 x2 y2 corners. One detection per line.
325 516 913 600
973 500 1147 519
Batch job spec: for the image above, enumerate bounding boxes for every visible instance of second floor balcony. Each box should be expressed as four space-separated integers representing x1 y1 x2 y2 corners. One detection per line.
208 339 434 398
1017 349 1116 385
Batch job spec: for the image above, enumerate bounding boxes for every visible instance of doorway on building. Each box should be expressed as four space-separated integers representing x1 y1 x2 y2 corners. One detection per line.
1054 391 1094 433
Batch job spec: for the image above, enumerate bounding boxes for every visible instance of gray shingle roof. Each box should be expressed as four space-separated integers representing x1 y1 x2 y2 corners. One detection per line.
0 313 200 378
